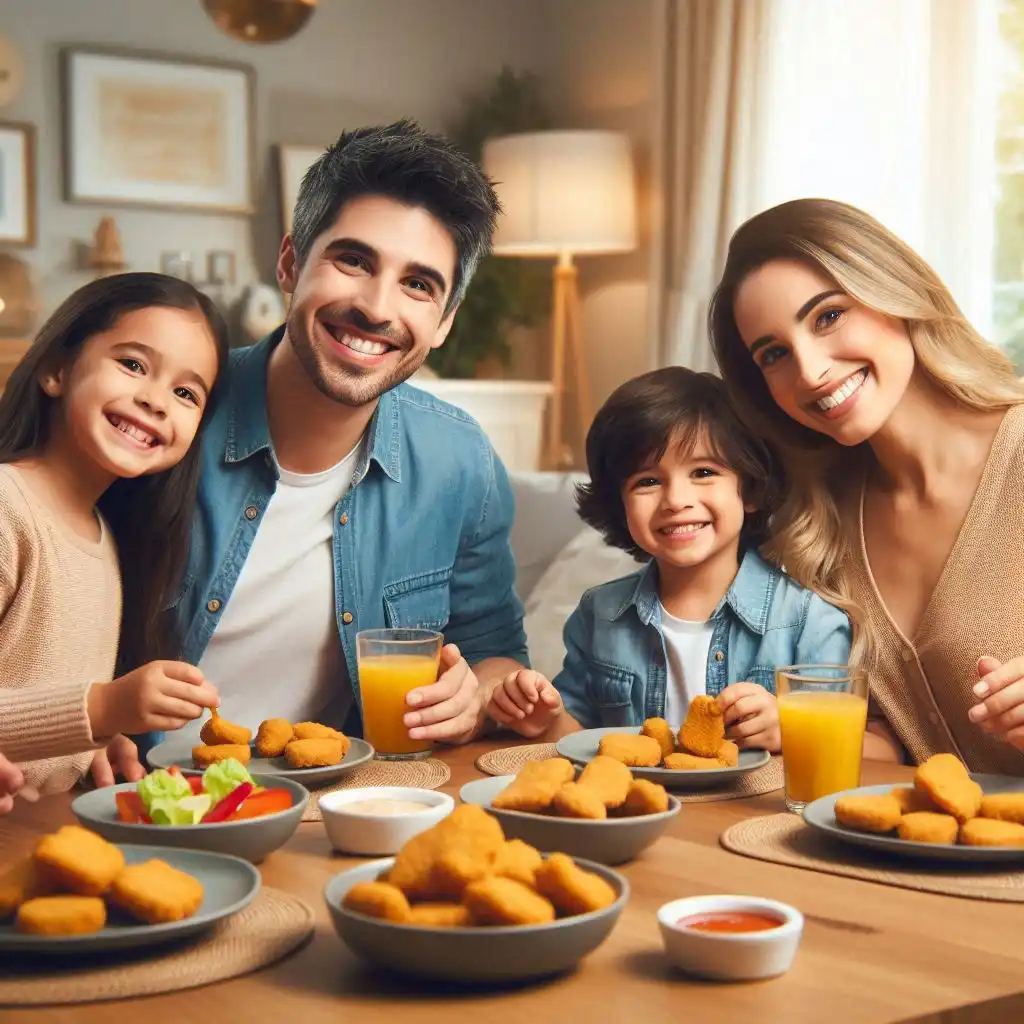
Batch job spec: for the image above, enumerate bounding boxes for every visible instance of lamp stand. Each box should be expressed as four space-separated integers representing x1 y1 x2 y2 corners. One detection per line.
544 251 593 470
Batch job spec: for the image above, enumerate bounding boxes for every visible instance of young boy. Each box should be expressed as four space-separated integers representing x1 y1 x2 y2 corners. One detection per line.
487 367 851 751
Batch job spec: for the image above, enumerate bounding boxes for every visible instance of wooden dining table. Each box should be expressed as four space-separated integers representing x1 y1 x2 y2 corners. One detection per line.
2 744 1023 1024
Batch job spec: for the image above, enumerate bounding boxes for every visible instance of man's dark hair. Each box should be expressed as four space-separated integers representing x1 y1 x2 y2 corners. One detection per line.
576 366 784 559
290 119 501 317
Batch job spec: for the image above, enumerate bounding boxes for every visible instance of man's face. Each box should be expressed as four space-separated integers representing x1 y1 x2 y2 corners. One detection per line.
277 194 458 407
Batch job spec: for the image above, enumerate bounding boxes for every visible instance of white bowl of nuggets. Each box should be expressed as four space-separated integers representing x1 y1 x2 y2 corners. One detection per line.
325 803 628 983
0 825 260 953
460 755 680 865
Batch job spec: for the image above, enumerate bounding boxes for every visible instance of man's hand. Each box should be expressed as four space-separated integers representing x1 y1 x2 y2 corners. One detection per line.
89 735 147 788
402 644 482 746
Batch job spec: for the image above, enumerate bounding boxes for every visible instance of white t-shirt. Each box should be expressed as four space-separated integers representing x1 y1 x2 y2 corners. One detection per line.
196 443 362 731
660 604 714 728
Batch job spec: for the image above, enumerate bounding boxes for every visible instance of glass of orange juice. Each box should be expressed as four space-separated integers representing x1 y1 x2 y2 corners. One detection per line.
356 628 443 760
776 665 868 814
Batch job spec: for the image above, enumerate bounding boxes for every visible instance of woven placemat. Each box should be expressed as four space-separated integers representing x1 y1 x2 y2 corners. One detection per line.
0 887 314 1006
721 814 1024 902
302 757 451 822
475 745 783 803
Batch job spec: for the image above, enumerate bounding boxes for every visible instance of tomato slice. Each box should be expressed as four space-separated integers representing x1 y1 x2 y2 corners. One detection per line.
115 791 151 824
225 788 293 821
188 775 205 795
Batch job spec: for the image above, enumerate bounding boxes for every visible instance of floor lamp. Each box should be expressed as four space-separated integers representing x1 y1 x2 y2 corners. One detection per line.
483 131 637 469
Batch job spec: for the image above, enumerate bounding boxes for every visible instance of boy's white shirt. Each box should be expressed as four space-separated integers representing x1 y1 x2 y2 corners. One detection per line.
659 603 714 728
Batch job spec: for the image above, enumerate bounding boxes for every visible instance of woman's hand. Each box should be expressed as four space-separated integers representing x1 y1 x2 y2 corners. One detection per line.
969 655 1024 749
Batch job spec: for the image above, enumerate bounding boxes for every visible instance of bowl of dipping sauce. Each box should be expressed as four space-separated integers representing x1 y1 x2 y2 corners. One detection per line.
657 894 803 981
319 786 455 856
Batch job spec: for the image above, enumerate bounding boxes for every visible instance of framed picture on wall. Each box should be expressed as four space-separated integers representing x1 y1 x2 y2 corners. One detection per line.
62 47 254 214
277 143 323 234
0 121 36 246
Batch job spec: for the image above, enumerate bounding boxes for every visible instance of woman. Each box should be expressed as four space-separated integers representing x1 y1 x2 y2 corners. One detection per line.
709 198 1024 773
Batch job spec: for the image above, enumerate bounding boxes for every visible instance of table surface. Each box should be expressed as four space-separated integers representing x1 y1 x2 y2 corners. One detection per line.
2 744 1023 1024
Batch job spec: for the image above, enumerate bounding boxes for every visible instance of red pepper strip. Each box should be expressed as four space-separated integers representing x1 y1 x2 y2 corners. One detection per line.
115 792 152 824
188 775 205 795
225 788 292 821
202 781 254 823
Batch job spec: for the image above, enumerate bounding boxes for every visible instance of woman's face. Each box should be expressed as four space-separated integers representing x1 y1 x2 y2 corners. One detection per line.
732 259 915 447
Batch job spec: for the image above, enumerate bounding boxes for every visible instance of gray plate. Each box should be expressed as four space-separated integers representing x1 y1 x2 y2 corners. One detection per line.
459 774 680 865
555 726 770 790
803 776 1024 863
72 775 309 864
325 854 628 983
0 844 260 954
147 736 375 785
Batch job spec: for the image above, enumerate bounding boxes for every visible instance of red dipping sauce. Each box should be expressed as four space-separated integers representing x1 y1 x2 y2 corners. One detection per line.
676 911 783 934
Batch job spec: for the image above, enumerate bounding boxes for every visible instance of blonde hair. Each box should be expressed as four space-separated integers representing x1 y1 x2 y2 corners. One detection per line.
708 199 1024 667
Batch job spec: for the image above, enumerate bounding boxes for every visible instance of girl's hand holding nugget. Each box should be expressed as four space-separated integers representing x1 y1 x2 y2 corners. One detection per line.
488 670 564 739
969 655 1024 749
718 682 781 753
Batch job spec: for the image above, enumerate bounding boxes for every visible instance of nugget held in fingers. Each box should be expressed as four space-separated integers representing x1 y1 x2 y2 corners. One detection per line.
255 718 293 758
407 902 471 927
464 876 556 926
834 793 902 834
16 896 106 936
914 754 982 823
664 752 720 770
284 738 344 769
960 818 1024 847
679 695 725 757
534 853 617 916
898 811 959 844
343 881 411 923
552 782 607 820
578 754 632 808
716 740 740 768
492 839 543 887
193 743 251 769
492 757 576 813
108 859 204 923
620 779 670 817
200 708 252 746
597 733 662 768
641 717 675 761
34 826 125 896
979 793 1024 825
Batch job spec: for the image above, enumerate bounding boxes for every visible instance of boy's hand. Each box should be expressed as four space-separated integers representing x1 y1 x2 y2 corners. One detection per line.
718 682 781 753
969 655 1024 748
487 670 563 739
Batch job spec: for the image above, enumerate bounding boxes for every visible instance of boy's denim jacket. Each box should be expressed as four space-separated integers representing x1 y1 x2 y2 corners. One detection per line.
554 549 851 728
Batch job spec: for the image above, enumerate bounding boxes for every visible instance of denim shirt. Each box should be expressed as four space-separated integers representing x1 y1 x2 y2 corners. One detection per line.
170 331 528 726
553 549 851 729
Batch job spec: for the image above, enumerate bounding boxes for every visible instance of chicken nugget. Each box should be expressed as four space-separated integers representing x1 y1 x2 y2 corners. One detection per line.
914 753 982 823
641 717 675 761
464 876 556 926
343 881 412 922
192 743 251 769
534 852 617 917
492 757 576 813
200 708 252 746
679 695 725 757
108 859 205 924
407 902 471 928
292 722 350 753
890 786 937 815
619 779 670 817
552 781 608 820
960 817 1024 847
284 737 344 769
431 847 495 899
834 793 902 834
34 825 125 896
597 733 662 769
0 856 52 918
716 740 740 768
898 811 959 844
578 754 632 808
16 896 106 936
664 752 721 770
979 792 1024 825
254 718 294 758
492 839 543 887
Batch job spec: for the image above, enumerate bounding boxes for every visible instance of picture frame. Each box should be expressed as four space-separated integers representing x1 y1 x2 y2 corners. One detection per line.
207 250 236 286
160 251 193 281
0 121 35 246
277 143 323 234
62 46 254 215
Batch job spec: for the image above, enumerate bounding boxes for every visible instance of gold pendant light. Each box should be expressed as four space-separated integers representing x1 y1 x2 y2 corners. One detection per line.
201 0 318 44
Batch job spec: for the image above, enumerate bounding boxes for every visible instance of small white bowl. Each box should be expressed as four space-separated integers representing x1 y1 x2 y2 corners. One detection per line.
657 894 804 981
319 786 454 856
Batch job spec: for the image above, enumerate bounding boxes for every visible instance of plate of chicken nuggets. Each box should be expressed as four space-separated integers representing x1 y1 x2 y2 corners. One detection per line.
0 826 260 953
148 710 375 785
804 753 1024 862
325 803 628 983
459 756 680 865
556 703 770 790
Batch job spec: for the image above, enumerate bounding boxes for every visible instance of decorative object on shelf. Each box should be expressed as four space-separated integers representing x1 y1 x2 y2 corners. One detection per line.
0 34 25 108
483 130 637 469
0 253 38 337
160 251 193 282
202 0 318 44
207 250 237 286
427 67 552 380
241 282 286 341
88 215 126 276
277 144 322 234
62 47 254 215
0 121 35 246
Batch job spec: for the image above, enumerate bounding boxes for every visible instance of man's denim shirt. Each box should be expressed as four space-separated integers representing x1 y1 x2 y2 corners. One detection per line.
554 549 851 729
171 332 528 729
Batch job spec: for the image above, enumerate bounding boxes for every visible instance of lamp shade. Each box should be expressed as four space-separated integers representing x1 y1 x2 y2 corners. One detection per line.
483 130 637 257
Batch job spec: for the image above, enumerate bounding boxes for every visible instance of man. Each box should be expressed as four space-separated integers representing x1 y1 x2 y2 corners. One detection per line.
171 120 528 746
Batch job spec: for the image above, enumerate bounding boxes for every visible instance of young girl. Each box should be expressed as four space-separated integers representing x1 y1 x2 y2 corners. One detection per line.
0 272 227 794
487 367 851 748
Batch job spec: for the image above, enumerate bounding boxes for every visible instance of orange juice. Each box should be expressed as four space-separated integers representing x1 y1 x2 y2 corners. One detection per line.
778 691 867 806
359 654 440 756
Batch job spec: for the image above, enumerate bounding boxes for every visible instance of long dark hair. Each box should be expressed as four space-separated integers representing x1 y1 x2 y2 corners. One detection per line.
0 272 229 675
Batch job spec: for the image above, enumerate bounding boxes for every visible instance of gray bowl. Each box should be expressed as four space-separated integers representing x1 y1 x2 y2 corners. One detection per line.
71 774 309 864
459 774 680 865
325 854 628 983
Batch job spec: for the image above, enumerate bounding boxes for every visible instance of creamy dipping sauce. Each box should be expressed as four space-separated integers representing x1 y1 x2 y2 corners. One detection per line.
676 911 783 934
337 798 435 816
